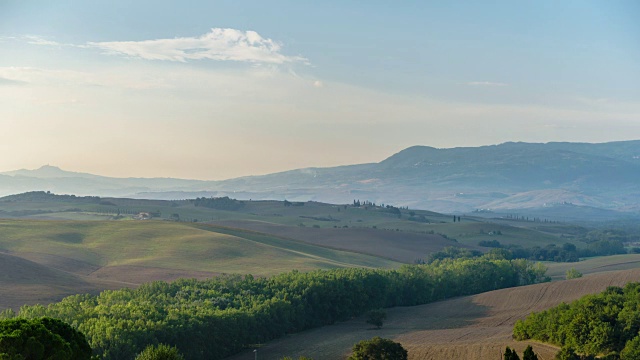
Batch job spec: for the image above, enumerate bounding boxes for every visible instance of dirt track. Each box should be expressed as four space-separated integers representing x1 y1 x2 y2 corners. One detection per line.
227 268 640 360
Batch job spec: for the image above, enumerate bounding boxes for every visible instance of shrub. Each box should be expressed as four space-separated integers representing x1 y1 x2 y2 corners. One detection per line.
348 337 407 360
135 344 185 360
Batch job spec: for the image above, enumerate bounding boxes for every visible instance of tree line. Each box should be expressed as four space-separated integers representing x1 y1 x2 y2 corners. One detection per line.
477 239 626 262
513 282 640 359
2 257 548 359
191 196 245 211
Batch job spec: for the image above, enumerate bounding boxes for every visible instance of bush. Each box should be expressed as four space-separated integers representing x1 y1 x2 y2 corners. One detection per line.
565 268 583 280
348 337 407 360
135 344 185 360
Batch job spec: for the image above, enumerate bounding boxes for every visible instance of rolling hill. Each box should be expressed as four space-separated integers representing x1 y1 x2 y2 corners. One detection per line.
0 218 408 310
1 140 640 218
0 192 594 311
0 252 128 310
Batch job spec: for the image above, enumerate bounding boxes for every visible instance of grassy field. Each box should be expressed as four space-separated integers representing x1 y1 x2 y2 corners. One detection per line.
0 218 403 310
226 268 640 360
0 193 585 251
0 219 400 275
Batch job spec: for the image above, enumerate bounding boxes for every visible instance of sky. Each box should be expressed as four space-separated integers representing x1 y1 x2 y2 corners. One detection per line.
1 1 639 180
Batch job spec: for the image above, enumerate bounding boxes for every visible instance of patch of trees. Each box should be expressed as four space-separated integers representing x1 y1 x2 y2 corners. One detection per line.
5 258 548 360
1 191 101 204
477 240 626 262
478 239 502 248
284 200 305 207
426 247 483 263
383 205 402 217
407 213 429 223
0 317 91 359
352 200 378 208
513 282 640 359
504 345 539 360
579 229 633 244
192 196 245 211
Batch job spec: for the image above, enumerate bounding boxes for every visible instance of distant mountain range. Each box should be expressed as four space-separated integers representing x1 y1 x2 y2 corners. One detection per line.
2 141 640 218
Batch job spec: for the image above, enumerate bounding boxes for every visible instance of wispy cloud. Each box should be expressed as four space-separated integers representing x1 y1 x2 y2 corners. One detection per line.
23 35 65 47
466 81 508 87
86 28 307 64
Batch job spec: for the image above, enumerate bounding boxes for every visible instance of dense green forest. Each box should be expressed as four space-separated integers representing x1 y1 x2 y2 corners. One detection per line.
2 256 547 359
513 282 640 359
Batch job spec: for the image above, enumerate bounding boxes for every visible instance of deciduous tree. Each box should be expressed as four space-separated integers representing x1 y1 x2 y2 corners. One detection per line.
348 337 407 360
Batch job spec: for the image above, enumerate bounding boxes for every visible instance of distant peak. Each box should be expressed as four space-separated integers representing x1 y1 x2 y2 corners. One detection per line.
33 165 67 174
37 165 63 171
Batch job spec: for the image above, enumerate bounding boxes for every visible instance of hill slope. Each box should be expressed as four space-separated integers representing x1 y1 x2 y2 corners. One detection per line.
227 268 640 360
0 252 127 311
0 219 405 310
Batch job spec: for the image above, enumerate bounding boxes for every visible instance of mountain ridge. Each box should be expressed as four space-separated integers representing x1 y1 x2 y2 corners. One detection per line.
1 140 639 216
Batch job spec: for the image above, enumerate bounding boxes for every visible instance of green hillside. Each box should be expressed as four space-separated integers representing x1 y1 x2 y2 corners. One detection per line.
0 219 400 277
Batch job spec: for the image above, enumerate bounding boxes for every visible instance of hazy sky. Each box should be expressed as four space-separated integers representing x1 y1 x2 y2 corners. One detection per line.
1 1 639 179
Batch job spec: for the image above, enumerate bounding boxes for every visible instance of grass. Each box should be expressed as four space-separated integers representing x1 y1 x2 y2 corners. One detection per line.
0 195 585 252
0 219 400 277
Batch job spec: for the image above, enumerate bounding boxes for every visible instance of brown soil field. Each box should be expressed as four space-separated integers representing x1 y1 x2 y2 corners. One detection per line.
227 268 640 360
209 220 471 263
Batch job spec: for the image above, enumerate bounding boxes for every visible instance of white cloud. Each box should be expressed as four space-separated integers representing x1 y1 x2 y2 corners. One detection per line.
466 81 508 87
86 28 307 64
23 35 64 47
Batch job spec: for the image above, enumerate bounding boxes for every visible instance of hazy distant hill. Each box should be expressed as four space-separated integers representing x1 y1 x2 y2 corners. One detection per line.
1 141 639 216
